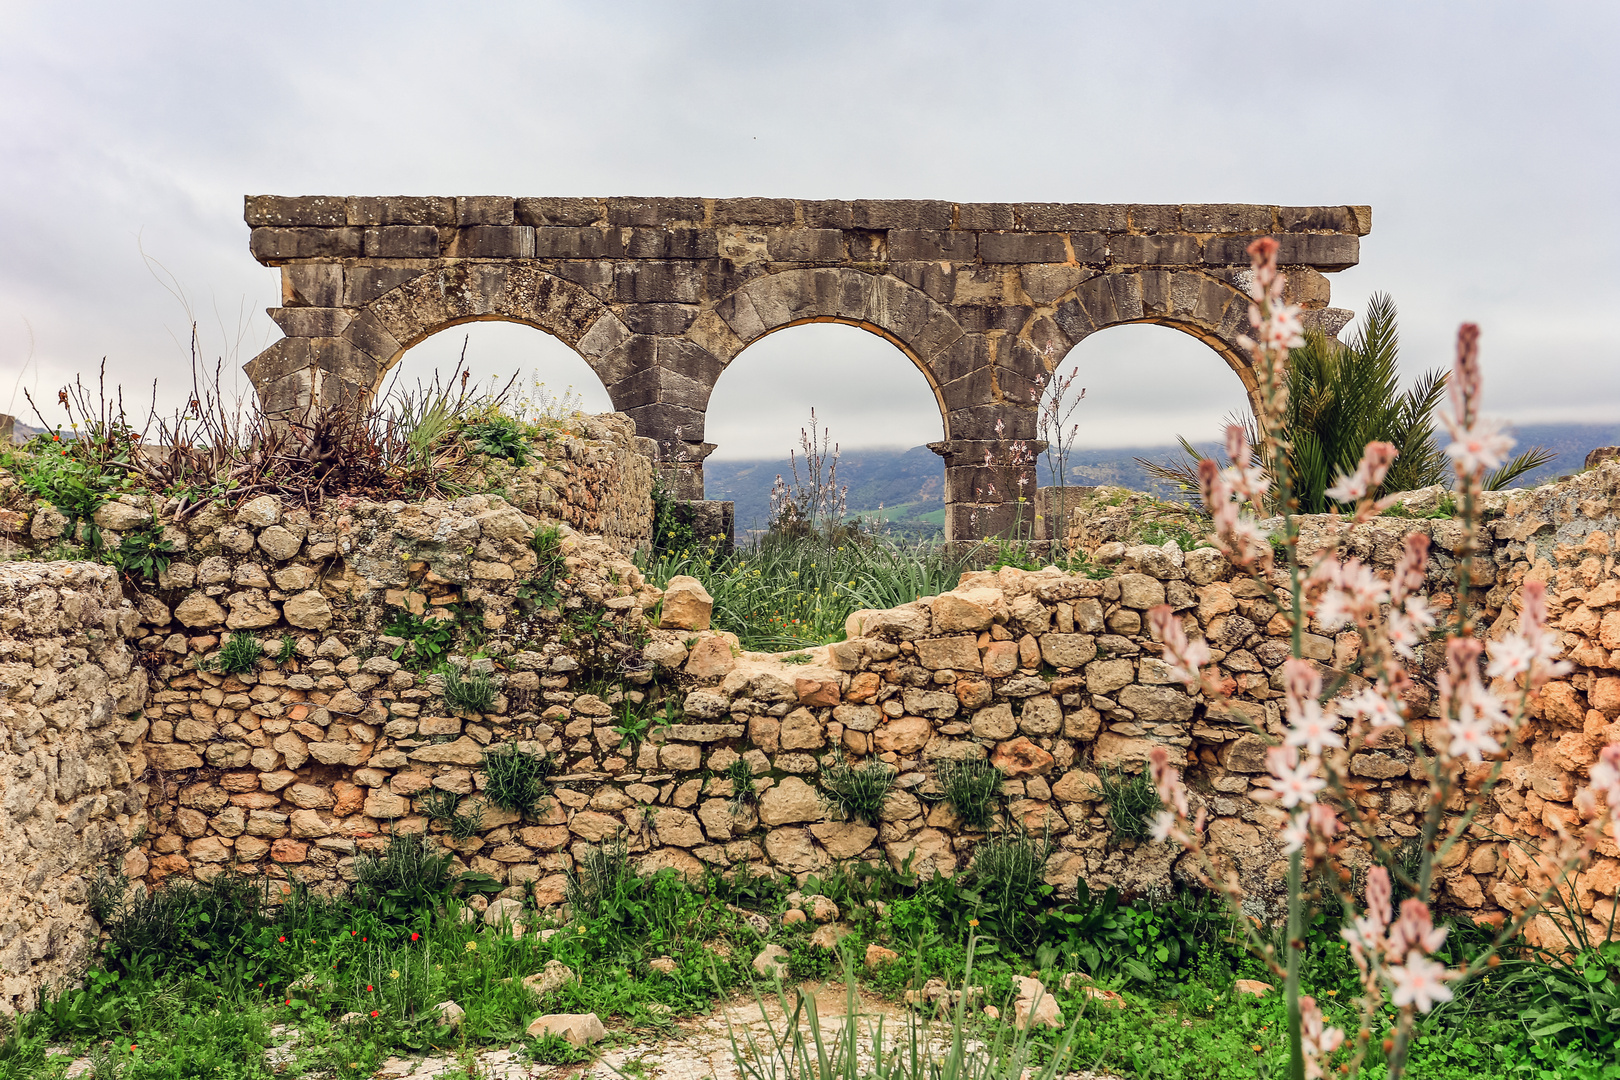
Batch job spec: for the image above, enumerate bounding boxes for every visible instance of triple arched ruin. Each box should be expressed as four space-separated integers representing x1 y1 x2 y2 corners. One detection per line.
242 196 1368 539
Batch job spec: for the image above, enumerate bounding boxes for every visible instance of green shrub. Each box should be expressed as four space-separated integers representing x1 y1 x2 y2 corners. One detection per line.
351 831 455 912
209 632 263 675
439 663 496 713
1094 766 1162 842
275 632 298 663
384 606 458 671
1144 295 1555 510
820 754 896 825
725 757 758 812
480 743 555 816
937 758 1003 830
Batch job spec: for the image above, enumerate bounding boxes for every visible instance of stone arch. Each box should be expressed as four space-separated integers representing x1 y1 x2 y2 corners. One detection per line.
245 264 631 416
704 268 965 439
1046 270 1261 419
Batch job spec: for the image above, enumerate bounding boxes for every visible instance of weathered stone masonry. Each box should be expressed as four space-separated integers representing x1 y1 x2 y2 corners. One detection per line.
6 427 1616 1012
241 196 1369 539
0 563 147 1016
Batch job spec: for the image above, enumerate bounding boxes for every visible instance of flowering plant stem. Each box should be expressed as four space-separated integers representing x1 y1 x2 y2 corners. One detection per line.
1142 238 1620 1080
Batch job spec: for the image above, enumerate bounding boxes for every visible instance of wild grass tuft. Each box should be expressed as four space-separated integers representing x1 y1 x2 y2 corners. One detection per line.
820 753 897 825
209 632 263 675
1094 766 1162 842
937 758 1003 830
480 743 555 817
440 663 496 713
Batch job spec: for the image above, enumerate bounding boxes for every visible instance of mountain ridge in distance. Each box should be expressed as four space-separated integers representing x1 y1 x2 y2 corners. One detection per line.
704 422 1620 539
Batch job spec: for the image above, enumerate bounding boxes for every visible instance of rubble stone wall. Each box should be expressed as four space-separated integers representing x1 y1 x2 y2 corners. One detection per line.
0 563 148 1016
2 449 1617 1003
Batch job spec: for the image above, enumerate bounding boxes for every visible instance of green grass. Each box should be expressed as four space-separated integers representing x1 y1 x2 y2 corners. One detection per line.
640 532 971 650
4 839 1613 1080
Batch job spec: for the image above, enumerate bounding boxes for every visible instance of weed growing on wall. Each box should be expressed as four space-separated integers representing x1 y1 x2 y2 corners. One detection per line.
936 758 1003 830
478 744 555 817
820 754 897 825
208 632 263 675
1093 766 1162 842
439 663 496 713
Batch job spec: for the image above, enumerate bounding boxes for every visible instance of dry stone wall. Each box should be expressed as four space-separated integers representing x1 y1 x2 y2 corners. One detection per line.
3 426 1618 998
0 563 147 1016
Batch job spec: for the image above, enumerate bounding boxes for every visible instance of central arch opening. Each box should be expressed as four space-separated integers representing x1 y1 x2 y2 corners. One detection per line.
705 322 946 537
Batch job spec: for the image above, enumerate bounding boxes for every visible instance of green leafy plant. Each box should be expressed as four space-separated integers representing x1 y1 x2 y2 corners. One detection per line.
613 697 677 756
936 758 1003 830
209 632 263 675
352 831 456 913
820 753 897 826
107 524 175 583
1093 766 1162 842
460 416 530 464
439 663 496 714
778 651 813 665
479 743 555 817
522 1031 593 1065
725 757 758 813
384 605 458 671
275 632 298 663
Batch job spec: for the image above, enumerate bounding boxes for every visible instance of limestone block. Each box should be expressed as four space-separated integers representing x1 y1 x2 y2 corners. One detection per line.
1117 685 1193 724
236 496 282 528
873 716 932 754
283 591 333 630
764 827 827 873
902 688 958 719
971 703 1016 740
990 737 1055 777
809 822 878 858
1039 633 1097 669
659 575 713 630
685 637 735 678
257 526 302 561
409 737 485 765
779 708 825 750
1117 574 1166 610
174 593 226 628
932 594 993 633
225 591 280 629
525 1013 606 1047
759 777 824 826
653 809 705 847
1018 695 1063 737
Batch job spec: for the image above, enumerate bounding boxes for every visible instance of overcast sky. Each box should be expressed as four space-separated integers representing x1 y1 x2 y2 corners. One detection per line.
3 1 1616 460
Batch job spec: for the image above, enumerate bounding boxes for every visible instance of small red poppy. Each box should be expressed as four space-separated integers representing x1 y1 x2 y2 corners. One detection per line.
370 1010 379 1018
410 933 420 942
278 936 286 943
366 985 374 992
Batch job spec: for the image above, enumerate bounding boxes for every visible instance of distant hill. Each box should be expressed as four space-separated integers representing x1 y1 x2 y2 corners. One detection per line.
705 422 1619 539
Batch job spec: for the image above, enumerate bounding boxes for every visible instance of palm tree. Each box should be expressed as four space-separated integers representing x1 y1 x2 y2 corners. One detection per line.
1140 294 1553 512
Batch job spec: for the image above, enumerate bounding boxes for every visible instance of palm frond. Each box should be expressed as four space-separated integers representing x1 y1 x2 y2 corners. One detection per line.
1484 445 1558 491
